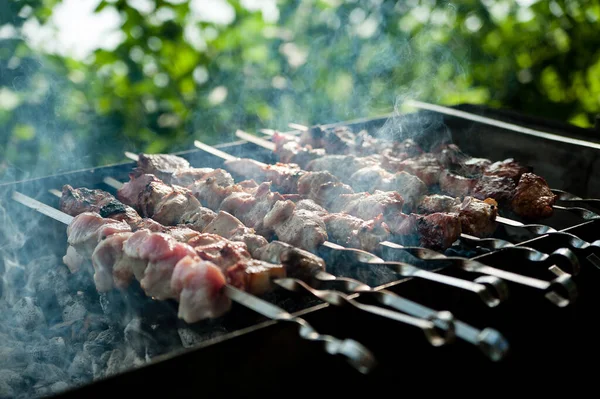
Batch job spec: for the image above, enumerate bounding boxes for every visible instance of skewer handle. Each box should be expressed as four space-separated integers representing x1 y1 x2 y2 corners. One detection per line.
273 278 454 347
223 285 376 374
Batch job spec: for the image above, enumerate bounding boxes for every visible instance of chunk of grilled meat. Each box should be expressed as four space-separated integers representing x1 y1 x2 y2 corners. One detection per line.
511 173 556 219
417 195 497 237
254 240 326 280
118 173 217 229
136 153 213 186
471 174 516 204
453 197 498 237
60 185 142 225
224 158 306 194
415 213 462 250
484 158 531 183
306 154 381 183
438 170 477 198
323 213 391 254
393 153 443 186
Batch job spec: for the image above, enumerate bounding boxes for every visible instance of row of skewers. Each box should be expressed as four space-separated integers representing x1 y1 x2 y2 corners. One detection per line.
10 111 600 373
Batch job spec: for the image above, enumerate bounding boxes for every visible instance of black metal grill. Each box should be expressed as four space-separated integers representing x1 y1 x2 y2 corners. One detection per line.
2 103 600 397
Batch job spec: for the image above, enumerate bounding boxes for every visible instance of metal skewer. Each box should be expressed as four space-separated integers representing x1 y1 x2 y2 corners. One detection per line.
190 141 508 308
13 190 377 373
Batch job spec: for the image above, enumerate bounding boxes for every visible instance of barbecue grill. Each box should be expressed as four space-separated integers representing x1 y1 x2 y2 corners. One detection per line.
2 101 600 397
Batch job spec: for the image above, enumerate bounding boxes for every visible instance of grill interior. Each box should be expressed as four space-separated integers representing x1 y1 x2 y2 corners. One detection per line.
2 104 600 397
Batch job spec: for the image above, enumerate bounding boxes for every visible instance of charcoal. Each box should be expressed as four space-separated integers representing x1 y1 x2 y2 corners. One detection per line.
68 351 93 379
104 349 125 377
62 296 87 323
0 381 14 399
5 265 26 296
13 297 45 329
23 363 67 385
27 337 68 367
124 317 157 358
50 381 69 395
178 328 203 348
0 347 30 370
0 370 25 391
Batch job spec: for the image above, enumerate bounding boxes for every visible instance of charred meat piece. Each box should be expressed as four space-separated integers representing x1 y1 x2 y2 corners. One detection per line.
415 213 462 250
323 213 391 254
431 143 466 167
60 185 142 225
226 259 285 296
451 197 498 237
511 173 556 219
471 174 516 204
484 158 531 182
439 170 477 198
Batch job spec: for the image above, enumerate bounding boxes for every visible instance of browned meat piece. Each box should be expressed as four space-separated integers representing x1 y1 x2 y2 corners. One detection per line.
117 173 161 206
451 197 498 237
306 155 380 182
484 158 531 182
294 199 329 216
188 169 239 210
511 173 556 219
226 259 285 296
297 171 340 198
389 171 428 210
417 194 460 214
220 182 286 236
201 211 268 257
431 143 466 167
460 157 492 176
415 213 462 250
394 153 442 186
381 139 423 170
349 165 393 193
136 153 213 185
263 200 328 252
439 170 477 197
471 175 516 204
382 212 418 236
60 185 142 225
67 212 131 259
272 132 326 167
323 213 391 253
224 158 305 193
333 191 404 220
308 182 355 209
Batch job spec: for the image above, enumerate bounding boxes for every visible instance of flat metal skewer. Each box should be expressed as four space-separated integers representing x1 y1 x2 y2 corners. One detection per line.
13 190 377 374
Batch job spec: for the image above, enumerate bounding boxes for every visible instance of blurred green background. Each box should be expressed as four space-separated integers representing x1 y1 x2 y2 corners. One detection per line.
1 0 599 182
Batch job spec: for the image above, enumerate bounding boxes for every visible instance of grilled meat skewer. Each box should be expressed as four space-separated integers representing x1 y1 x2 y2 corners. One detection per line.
12 192 377 372
258 127 557 220
56 186 514 349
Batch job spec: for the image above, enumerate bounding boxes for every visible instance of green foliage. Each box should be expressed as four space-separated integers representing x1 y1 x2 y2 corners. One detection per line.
1 0 599 182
